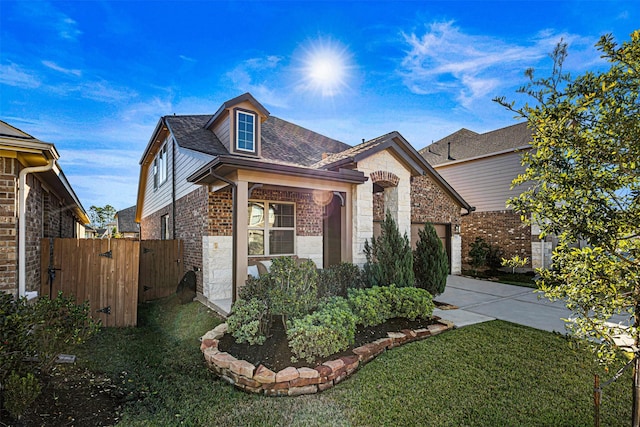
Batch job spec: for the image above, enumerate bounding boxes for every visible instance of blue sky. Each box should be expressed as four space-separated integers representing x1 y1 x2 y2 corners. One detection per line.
1 1 637 212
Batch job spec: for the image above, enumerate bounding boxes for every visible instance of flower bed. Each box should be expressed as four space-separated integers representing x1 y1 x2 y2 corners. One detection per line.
200 318 453 396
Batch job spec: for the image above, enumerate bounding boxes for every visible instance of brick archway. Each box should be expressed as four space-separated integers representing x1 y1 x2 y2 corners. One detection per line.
370 170 399 188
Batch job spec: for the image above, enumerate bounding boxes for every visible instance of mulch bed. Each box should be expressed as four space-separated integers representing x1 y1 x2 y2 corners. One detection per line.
218 316 438 372
1 365 123 427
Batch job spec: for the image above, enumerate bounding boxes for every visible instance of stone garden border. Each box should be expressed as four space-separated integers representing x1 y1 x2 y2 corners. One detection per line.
200 318 454 397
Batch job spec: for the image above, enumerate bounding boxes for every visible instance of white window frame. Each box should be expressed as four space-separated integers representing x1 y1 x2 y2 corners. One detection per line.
248 200 296 256
160 214 169 240
236 110 256 153
153 143 168 190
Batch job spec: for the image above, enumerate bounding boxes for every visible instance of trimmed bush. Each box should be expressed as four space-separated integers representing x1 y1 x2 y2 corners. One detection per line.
347 286 394 327
227 298 269 345
363 211 414 288
413 222 449 296
317 262 364 298
391 286 435 320
239 274 272 302
287 297 356 363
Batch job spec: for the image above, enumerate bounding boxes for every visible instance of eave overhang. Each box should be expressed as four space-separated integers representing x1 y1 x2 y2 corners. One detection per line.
188 155 368 186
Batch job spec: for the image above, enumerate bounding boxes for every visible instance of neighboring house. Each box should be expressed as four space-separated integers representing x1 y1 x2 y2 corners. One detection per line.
84 224 98 238
136 93 472 314
419 122 551 270
0 120 89 298
114 205 140 238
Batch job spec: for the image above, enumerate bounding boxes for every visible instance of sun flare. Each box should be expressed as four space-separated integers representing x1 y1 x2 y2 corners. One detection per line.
300 39 352 97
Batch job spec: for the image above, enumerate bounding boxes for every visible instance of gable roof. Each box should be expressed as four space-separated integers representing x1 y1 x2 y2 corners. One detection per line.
261 116 350 166
420 122 532 166
164 115 227 156
204 92 270 129
0 120 89 224
314 131 473 211
115 205 139 233
162 114 350 166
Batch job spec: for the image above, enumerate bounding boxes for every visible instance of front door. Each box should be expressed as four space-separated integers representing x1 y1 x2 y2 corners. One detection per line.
323 194 342 268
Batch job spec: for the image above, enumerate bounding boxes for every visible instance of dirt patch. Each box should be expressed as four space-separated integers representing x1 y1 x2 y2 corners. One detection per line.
1 365 123 427
218 317 438 372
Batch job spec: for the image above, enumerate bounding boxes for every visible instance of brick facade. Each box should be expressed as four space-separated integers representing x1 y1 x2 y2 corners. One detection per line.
0 157 80 295
410 175 462 227
250 188 324 236
460 210 532 269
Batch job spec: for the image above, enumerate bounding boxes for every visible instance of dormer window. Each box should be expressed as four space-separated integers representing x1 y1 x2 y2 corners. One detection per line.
236 110 256 153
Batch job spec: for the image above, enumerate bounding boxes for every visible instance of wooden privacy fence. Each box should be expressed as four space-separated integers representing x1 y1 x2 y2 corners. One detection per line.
40 238 184 327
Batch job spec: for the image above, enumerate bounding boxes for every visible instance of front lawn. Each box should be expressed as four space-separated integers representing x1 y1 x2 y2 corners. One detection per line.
66 295 630 426
462 269 538 288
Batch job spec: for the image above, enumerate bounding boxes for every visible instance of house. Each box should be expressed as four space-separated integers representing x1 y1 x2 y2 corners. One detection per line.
135 93 472 314
0 120 89 298
114 205 140 238
419 122 551 270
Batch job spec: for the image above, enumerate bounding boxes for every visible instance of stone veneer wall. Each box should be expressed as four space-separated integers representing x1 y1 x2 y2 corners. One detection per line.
460 210 532 269
200 319 453 396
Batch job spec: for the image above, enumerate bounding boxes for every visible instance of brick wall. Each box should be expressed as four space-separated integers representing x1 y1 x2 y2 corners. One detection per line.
461 210 532 269
250 188 324 236
178 187 207 293
208 188 233 236
410 175 462 227
0 158 17 294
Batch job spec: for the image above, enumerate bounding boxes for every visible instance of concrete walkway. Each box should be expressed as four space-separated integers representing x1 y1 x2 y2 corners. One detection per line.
433 275 630 334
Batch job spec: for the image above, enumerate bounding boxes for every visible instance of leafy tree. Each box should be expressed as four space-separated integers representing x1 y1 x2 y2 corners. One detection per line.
413 222 449 296
363 211 414 287
495 31 640 423
88 204 116 229
468 237 490 274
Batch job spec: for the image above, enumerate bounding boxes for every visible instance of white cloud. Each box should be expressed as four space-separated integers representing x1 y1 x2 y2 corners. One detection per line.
398 22 592 107
0 62 41 88
42 60 82 77
16 1 82 41
225 55 289 108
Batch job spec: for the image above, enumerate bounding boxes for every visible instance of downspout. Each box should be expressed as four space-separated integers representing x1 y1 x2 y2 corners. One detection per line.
171 136 176 239
208 169 238 302
18 160 56 298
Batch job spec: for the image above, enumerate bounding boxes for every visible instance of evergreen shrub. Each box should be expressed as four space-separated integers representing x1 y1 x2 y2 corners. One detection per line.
363 211 414 287
413 222 449 296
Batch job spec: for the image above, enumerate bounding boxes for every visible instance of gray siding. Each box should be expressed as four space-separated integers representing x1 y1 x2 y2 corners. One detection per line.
213 117 230 152
142 137 214 218
434 150 529 212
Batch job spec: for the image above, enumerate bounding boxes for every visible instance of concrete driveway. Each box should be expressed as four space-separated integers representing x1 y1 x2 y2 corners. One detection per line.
433 275 630 334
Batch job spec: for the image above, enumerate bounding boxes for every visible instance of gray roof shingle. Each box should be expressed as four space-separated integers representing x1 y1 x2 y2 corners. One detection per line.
165 115 228 156
420 122 532 166
116 205 139 233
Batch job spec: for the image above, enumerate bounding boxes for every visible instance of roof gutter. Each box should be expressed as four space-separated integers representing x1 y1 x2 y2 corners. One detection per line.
18 159 57 298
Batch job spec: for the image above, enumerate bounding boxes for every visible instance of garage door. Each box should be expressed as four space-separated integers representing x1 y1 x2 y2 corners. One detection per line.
411 223 451 271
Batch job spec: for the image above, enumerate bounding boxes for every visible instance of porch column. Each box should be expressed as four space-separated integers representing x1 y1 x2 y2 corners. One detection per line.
342 187 353 263
235 180 248 300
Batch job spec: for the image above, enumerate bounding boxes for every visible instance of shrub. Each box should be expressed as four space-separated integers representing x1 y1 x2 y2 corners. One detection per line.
227 298 269 345
0 293 33 383
469 237 490 273
413 223 449 296
347 286 394 327
267 257 318 323
239 274 272 302
317 262 364 298
3 371 41 419
0 292 99 380
287 297 356 363
391 286 435 320
363 211 414 288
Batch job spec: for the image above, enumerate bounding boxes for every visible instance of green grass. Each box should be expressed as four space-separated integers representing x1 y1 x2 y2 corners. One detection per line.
76 295 631 426
462 270 538 288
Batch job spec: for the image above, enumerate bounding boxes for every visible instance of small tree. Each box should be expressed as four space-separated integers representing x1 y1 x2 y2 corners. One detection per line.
88 204 116 229
363 211 414 287
495 31 640 424
413 223 449 296
468 237 490 274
